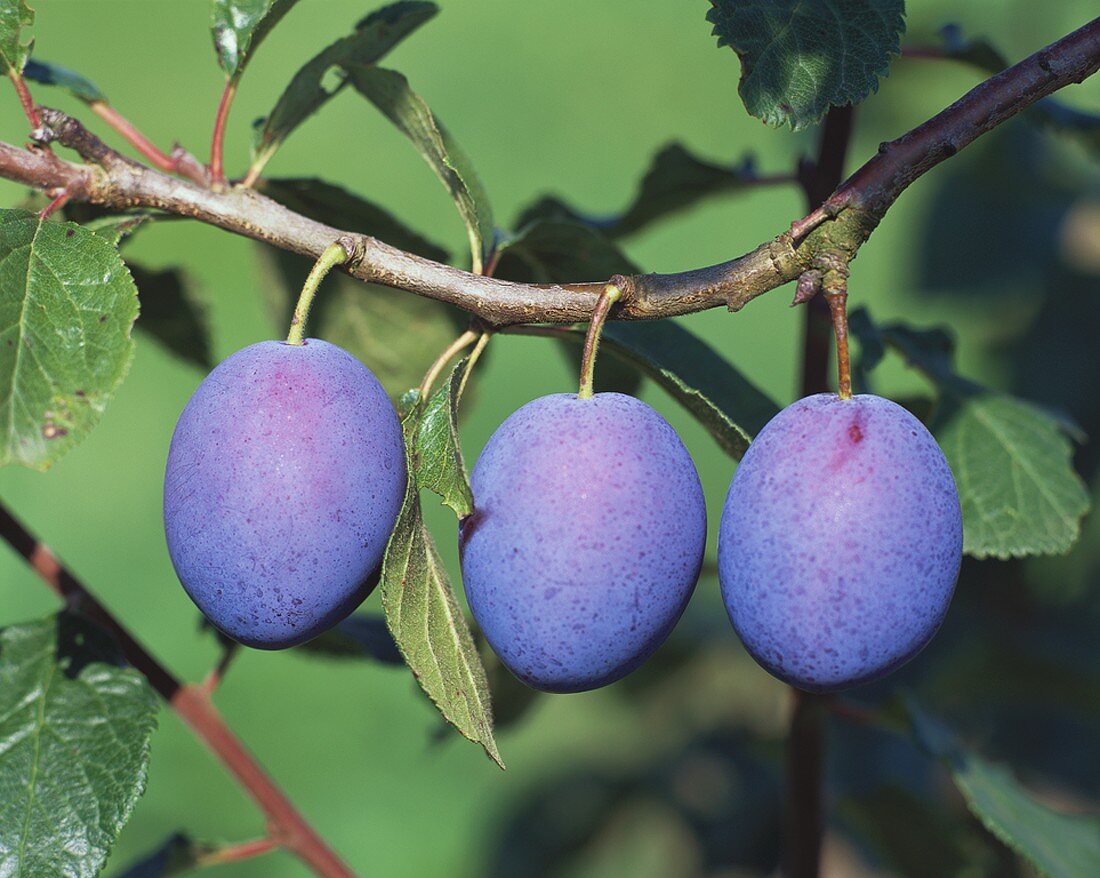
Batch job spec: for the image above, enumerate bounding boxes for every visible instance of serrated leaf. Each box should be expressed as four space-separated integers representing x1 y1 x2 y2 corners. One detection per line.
250 1 438 176
905 699 1100 878
0 0 33 76
295 613 403 664
211 0 299 80
414 355 474 517
707 0 905 130
349 66 494 272
0 613 159 878
515 144 762 240
380 406 501 767
23 58 105 103
934 393 1089 559
129 264 213 370
0 208 138 470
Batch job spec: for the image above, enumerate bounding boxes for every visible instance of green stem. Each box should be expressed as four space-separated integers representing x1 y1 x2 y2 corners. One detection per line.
286 242 350 345
577 282 623 399
417 329 479 397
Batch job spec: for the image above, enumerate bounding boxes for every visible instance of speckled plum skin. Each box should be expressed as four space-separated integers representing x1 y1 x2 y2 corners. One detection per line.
163 339 406 649
459 393 707 693
718 393 962 693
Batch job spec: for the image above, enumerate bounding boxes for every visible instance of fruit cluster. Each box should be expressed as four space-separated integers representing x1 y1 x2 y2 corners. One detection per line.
164 336 962 694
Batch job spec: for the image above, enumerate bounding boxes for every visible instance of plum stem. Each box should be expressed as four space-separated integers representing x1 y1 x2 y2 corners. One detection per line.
822 264 852 400
287 241 352 345
418 328 480 398
577 279 624 399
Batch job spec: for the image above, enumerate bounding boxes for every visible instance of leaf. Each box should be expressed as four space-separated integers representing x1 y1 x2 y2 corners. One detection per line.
414 355 474 518
129 264 213 370
250 1 438 175
0 208 139 470
906 699 1100 878
81 213 155 247
515 143 763 240
934 393 1090 559
0 613 159 878
707 0 905 130
295 613 403 664
114 833 201 878
23 58 106 103
380 405 501 767
0 0 33 75
349 66 494 272
211 0 300 80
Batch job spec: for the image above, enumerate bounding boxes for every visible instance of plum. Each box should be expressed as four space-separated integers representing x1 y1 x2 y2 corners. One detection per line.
459 392 706 693
717 393 962 692
163 339 406 649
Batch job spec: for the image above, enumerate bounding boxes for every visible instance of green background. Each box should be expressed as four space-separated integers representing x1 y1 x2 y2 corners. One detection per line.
1 1 1098 875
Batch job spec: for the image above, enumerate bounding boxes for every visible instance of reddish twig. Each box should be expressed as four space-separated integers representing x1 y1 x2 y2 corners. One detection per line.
38 188 71 219
196 837 278 867
7 69 41 129
89 101 209 186
210 80 237 185
0 503 354 878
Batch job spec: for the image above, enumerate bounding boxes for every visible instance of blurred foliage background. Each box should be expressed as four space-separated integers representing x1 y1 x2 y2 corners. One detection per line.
1 1 1099 876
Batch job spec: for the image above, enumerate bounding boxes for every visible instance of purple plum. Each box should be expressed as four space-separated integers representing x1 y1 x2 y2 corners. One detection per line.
459 393 707 693
718 393 962 692
163 339 406 649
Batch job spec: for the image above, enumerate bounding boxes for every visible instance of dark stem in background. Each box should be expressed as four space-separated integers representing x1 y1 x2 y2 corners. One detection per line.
784 103 856 878
0 503 355 878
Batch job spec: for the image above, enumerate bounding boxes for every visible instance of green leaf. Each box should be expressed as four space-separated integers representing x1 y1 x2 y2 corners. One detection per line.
349 66 494 272
0 208 138 470
380 406 501 767
0 0 33 76
250 1 438 176
295 613 403 664
934 393 1090 559
515 143 763 240
129 264 213 371
211 0 300 80
905 699 1100 878
414 355 474 518
23 58 105 103
707 0 905 130
0 613 159 878
115 833 201 878
81 213 155 247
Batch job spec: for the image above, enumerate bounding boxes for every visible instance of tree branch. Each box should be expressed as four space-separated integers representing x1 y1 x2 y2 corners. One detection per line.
1 22 1096 326
0 503 355 878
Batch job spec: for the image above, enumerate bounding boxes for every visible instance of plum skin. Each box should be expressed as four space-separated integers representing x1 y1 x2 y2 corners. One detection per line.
717 393 962 693
459 392 707 693
163 339 406 649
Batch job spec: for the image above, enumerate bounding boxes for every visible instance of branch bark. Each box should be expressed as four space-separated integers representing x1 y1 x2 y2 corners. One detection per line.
0 18 1096 326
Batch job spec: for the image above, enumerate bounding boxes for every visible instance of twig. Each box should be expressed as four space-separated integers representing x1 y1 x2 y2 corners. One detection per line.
195 837 278 867
7 68 41 129
0 21 1095 326
0 503 354 878
89 101 209 186
38 188 71 219
210 80 236 186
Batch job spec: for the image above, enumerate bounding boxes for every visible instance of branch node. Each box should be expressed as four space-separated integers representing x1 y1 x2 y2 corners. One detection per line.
34 107 122 167
792 270 823 306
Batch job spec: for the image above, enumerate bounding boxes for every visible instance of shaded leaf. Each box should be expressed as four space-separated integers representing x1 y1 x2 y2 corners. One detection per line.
0 613 158 878
707 0 905 129
349 66 494 272
0 0 33 75
0 208 138 470
380 405 501 767
114 833 200 878
23 58 105 103
515 144 763 240
295 613 403 664
906 699 1100 878
414 355 475 517
211 0 299 80
129 264 213 370
81 213 155 247
250 1 438 175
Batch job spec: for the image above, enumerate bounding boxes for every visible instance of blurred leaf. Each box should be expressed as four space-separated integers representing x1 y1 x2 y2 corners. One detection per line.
295 613 403 664
380 404 501 768
23 58 105 102
258 178 448 260
497 219 640 282
211 0 299 80
906 699 1100 878
82 213 155 246
851 308 1089 559
0 613 158 878
0 208 138 470
414 354 475 518
706 0 904 129
0 0 33 76
129 264 213 370
349 66 494 272
515 144 763 240
250 1 438 175
114 833 201 878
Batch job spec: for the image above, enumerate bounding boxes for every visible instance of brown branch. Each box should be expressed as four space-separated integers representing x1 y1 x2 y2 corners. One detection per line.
0 503 355 878
0 22 1097 328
